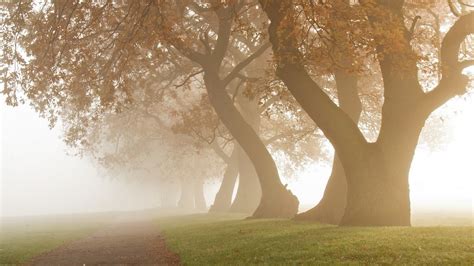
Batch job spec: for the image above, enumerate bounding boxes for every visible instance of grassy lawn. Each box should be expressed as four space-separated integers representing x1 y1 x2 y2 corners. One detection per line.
157 213 474 265
0 213 114 264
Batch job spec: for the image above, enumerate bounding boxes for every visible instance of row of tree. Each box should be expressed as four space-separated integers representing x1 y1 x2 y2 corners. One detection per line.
1 0 472 226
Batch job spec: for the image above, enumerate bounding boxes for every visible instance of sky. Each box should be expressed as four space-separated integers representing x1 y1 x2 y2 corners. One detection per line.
1 94 473 217
1 102 165 217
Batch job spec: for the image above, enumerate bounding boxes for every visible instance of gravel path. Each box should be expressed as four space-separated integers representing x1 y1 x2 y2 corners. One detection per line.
28 214 180 265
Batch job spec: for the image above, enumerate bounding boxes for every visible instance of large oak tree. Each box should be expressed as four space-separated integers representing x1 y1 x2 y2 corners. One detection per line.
259 0 473 225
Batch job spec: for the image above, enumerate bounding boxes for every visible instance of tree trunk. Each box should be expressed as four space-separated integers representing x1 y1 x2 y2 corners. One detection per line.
295 69 360 224
339 145 408 226
230 92 263 214
340 107 427 226
177 178 195 210
209 148 239 213
203 71 298 218
229 145 262 213
194 179 207 211
259 0 472 226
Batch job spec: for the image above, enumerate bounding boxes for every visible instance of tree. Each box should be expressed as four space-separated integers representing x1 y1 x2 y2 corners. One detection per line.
1 0 300 218
259 0 473 225
175 51 322 214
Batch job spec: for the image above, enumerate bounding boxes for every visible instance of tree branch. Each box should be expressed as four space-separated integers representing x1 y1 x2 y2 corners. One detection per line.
222 42 271 86
423 12 474 110
210 6 234 69
264 127 319 145
175 69 204 88
259 0 367 165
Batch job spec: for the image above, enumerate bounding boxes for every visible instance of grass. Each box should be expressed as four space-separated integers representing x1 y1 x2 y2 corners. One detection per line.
1 211 472 264
0 212 114 264
157 213 474 265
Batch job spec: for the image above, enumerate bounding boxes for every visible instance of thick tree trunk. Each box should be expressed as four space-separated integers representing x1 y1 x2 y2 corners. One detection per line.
339 145 410 226
177 178 195 210
204 71 298 218
209 148 239 213
340 107 427 226
230 93 263 214
194 179 207 211
229 146 262 213
337 1 428 226
260 0 473 226
295 69 360 224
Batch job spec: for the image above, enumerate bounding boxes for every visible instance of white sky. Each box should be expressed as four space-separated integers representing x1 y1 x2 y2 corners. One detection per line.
1 95 473 217
1 102 165 217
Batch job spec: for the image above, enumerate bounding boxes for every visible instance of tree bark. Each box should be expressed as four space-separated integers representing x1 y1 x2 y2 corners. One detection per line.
203 71 299 218
229 145 262 213
194 178 207 211
295 70 361 224
209 148 239 212
339 104 427 226
230 92 263 214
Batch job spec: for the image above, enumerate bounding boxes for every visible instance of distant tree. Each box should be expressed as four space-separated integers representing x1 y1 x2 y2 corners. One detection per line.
1 0 301 218
174 51 323 214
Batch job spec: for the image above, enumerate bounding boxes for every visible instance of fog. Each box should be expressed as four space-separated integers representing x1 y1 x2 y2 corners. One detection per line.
1 103 167 217
2 99 472 217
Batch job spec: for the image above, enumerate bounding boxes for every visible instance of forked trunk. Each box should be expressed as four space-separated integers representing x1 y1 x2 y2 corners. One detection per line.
209 149 239 213
340 109 427 226
230 146 262 213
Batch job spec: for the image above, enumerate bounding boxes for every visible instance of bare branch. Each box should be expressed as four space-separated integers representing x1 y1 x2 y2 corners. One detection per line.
264 127 319 145
175 69 204 88
222 42 271 86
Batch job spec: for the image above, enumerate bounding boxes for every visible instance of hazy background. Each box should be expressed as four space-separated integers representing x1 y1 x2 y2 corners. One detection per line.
1 98 473 217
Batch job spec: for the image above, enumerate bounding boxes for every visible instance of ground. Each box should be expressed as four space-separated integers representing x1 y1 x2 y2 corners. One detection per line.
0 212 113 264
1 210 472 265
157 213 474 265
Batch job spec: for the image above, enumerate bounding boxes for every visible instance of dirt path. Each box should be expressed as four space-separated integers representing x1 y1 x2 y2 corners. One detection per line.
28 214 180 265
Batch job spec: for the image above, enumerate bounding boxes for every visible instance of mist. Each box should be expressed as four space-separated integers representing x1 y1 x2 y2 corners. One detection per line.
1 1 474 264
2 101 472 217
1 103 176 217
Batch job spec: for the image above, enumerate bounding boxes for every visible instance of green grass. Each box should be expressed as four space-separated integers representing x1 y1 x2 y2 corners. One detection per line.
157 213 474 265
0 213 114 264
